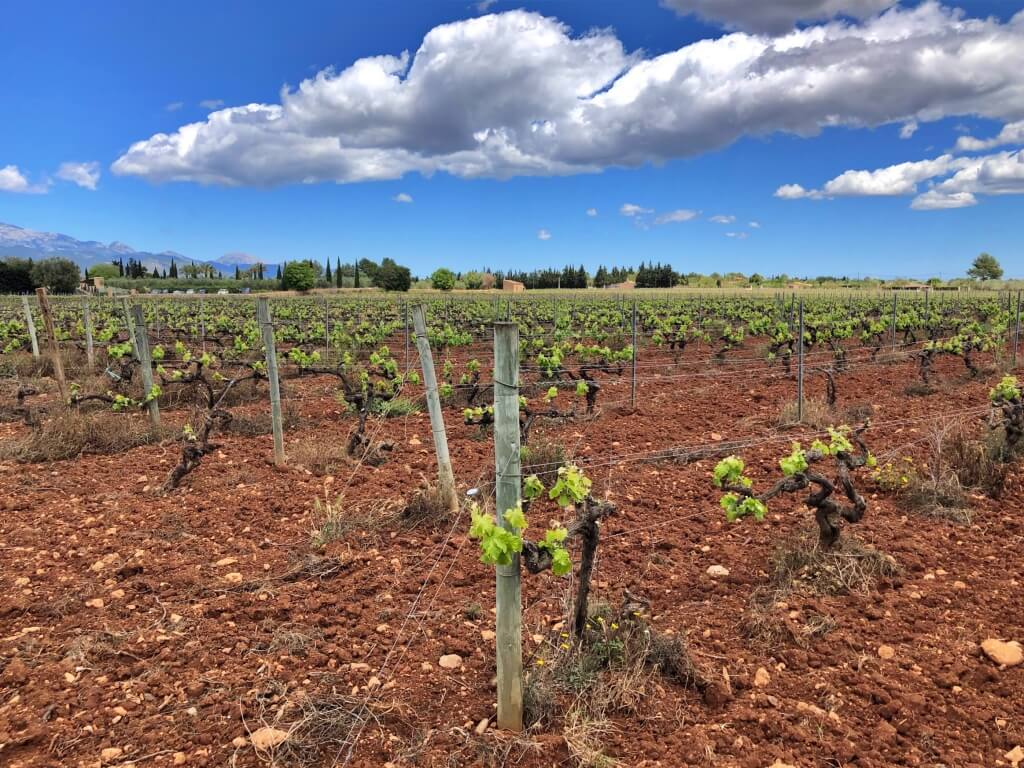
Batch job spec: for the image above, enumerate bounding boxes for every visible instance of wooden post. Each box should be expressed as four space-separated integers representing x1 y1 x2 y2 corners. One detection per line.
891 292 898 352
82 296 95 369
493 321 523 732
404 301 411 375
631 298 638 410
131 305 161 427
35 288 69 401
324 298 331 360
121 298 139 358
797 299 805 424
411 305 459 514
200 295 206 353
257 298 285 466
20 295 40 360
1014 291 1022 369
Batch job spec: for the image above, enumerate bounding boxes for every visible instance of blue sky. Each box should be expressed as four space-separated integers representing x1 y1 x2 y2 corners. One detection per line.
1 0 1022 278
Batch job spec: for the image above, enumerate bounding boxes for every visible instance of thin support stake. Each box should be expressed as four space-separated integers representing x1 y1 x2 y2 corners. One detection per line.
797 299 805 424
131 305 161 427
82 296 95 369
21 295 40 360
257 298 286 466
630 298 638 410
493 321 524 732
36 288 69 402
121 298 139 358
411 304 459 514
1014 291 1022 369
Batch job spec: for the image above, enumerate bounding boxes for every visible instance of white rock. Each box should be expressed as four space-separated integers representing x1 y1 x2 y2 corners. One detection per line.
706 565 730 578
438 654 463 670
981 638 1023 667
250 727 289 751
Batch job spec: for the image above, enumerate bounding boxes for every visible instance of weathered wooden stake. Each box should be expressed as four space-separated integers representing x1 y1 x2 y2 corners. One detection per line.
82 296 95 369
891 293 898 352
797 298 805 424
257 298 286 466
1014 291 1022 369
130 305 161 427
121 298 140 358
411 304 459 514
21 295 40 360
631 298 638 410
36 288 69 401
404 301 411 375
493 320 524 732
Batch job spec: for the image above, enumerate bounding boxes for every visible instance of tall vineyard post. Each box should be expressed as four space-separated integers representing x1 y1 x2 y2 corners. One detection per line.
324 298 330 360
120 298 140 359
631 298 638 409
257 298 286 466
493 320 524 732
797 298 805 424
200 295 206 354
403 301 410 375
411 304 459 515
35 288 69 402
20 295 40 360
1015 291 1022 369
82 296 95 369
891 293 897 352
130 304 161 427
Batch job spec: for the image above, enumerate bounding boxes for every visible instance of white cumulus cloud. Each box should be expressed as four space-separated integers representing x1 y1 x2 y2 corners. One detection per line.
900 120 919 139
393 192 413 203
709 214 735 224
660 0 896 34
0 165 48 194
777 148 1024 209
537 228 552 240
56 161 101 190
620 203 653 217
586 207 598 216
955 120 1024 152
200 99 225 110
112 5 1024 188
655 209 699 224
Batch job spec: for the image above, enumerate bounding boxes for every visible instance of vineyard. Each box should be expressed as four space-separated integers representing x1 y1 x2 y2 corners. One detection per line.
1 289 1022 768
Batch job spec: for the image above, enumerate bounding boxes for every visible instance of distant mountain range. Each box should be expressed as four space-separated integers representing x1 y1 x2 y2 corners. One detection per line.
0 222 279 276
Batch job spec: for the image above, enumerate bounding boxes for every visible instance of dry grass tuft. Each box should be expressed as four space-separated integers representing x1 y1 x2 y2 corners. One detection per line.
291 439 350 477
309 493 396 547
222 402 301 436
0 410 170 462
399 483 458 528
777 398 833 430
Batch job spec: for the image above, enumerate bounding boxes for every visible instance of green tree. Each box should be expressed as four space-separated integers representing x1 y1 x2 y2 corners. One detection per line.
377 258 411 292
31 258 80 293
967 253 1003 281
463 271 483 290
431 267 456 291
283 260 316 292
0 257 34 293
335 258 342 288
353 262 360 288
88 263 120 280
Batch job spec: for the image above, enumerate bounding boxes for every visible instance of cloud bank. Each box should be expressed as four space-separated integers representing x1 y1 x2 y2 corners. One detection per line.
112 4 1024 190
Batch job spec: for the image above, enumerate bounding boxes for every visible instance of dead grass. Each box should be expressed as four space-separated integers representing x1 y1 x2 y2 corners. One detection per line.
399 483 458 528
744 532 898 648
778 398 833 430
291 438 350 476
250 690 366 768
0 410 170 462
563 694 618 768
222 402 301 436
309 493 397 548
903 419 1004 520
